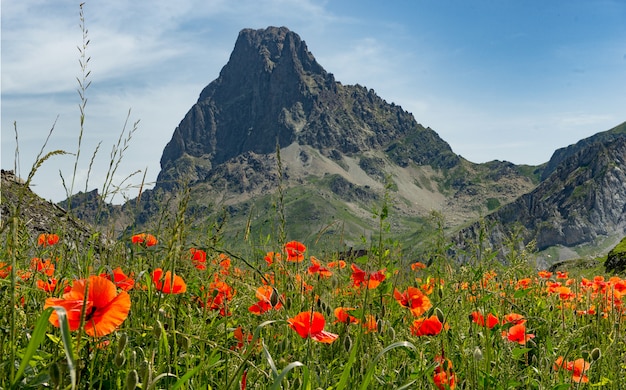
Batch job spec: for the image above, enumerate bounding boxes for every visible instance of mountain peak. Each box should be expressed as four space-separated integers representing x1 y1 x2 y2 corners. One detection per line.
157 26 457 191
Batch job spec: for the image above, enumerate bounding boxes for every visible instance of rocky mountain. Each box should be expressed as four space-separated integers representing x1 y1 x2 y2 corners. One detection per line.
456 122 626 266
132 26 537 250
157 26 459 190
53 26 624 264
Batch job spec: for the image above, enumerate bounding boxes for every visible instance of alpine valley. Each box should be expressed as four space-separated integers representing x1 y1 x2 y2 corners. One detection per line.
11 27 626 268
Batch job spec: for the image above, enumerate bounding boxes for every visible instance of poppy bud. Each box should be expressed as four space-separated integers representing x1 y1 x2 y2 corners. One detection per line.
126 369 138 390
270 288 280 307
344 335 353 352
117 332 128 355
435 308 445 323
139 360 150 384
473 346 483 361
377 318 384 333
115 351 126 368
591 347 601 361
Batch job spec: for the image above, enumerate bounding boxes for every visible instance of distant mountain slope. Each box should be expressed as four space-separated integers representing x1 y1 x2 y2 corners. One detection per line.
541 121 626 180
457 131 626 265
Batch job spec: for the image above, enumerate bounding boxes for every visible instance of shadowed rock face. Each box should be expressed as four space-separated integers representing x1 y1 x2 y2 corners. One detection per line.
456 134 626 258
157 26 458 189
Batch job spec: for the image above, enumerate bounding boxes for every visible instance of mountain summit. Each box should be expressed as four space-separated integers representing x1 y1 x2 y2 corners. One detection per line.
157 27 459 190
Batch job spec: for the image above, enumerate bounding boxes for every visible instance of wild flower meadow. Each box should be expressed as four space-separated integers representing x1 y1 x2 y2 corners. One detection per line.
2 4 626 389
2 227 626 389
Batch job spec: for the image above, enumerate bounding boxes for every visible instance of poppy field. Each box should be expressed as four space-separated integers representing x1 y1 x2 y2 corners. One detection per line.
2 224 626 389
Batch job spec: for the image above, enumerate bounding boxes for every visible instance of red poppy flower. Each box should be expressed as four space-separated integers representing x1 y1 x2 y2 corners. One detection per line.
31 258 55 277
308 256 332 278
37 278 57 292
100 267 135 291
411 315 444 336
470 311 499 329
284 241 306 262
350 264 386 289
131 233 158 247
433 356 456 390
190 248 207 270
556 271 568 279
38 233 59 247
152 268 187 294
216 253 231 275
554 356 591 383
248 286 282 315
502 323 534 345
0 262 11 279
288 311 338 343
44 275 131 337
264 251 281 266
233 326 254 350
333 307 359 324
394 287 432 317
200 277 235 316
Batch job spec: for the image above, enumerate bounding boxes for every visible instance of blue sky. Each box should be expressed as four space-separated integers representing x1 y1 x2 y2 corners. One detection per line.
2 0 625 203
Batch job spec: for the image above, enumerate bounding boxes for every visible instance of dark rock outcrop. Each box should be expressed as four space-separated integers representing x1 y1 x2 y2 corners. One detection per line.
605 236 626 273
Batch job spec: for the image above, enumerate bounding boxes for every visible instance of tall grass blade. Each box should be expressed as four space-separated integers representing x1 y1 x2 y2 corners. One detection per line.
358 341 417 390
11 307 76 390
269 362 309 390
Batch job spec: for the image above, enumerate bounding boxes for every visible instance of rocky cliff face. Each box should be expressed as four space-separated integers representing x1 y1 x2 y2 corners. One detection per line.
157 26 458 190
456 132 626 264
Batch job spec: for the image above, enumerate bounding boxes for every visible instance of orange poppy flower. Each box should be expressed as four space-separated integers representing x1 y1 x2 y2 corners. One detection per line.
0 262 11 279
516 278 532 289
470 311 499 329
411 261 427 270
333 307 359 324
100 267 135 291
248 286 283 315
308 256 333 278
502 323 534 345
363 314 378 333
350 264 386 289
537 270 552 279
556 271 568 279
38 233 60 247
502 312 526 325
327 260 346 269
284 241 306 262
190 248 207 270
411 315 444 336
44 275 131 337
288 311 338 343
152 268 187 294
131 233 158 247
394 287 432 317
31 258 55 277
